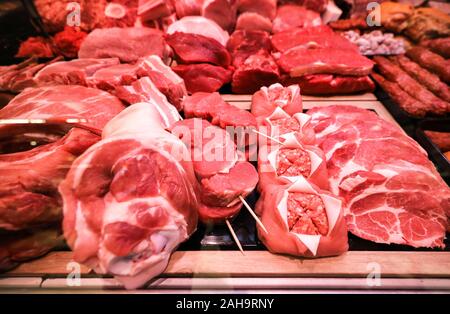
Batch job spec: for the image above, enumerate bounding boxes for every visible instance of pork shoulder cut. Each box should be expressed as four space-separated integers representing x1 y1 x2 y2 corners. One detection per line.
59 102 198 289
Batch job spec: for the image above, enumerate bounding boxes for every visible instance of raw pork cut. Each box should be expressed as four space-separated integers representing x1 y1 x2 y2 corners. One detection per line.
283 74 375 95
182 92 257 129
279 0 329 13
406 47 450 84
256 176 348 257
78 27 170 63
60 102 197 289
15 37 54 59
166 16 230 46
226 30 272 67
173 64 232 93
114 77 182 127
272 4 322 33
237 0 277 19
136 55 187 109
171 118 258 223
165 32 231 67
231 52 280 94
308 105 450 247
235 12 273 33
0 85 125 231
53 26 88 58
202 0 238 31
34 58 121 87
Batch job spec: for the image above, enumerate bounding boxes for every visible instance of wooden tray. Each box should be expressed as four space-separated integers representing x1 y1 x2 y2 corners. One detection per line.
1 94 449 293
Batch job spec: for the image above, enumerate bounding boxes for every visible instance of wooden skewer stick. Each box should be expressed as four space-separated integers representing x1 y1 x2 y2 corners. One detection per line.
252 129 285 145
225 219 245 255
239 195 268 235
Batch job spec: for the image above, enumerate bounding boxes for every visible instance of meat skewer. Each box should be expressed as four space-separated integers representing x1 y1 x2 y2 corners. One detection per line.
239 195 268 234
225 219 245 255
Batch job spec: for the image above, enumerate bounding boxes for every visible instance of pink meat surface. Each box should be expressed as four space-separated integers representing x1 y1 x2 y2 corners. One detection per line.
60 103 198 289
172 64 232 93
201 0 238 31
165 32 231 67
308 105 450 247
237 0 277 19
226 30 272 67
272 4 322 33
232 52 280 94
235 12 273 32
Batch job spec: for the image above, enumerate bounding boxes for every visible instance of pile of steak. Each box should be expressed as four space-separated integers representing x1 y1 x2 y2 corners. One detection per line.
0 85 125 270
252 83 349 257
166 17 233 93
60 102 198 289
272 25 375 95
308 105 450 247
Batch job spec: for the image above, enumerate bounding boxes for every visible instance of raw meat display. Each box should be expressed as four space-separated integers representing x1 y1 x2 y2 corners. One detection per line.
165 32 231 67
392 55 450 103
308 105 449 247
420 37 450 59
173 64 232 93
59 102 197 289
374 56 448 115
171 118 258 223
329 18 370 31
235 12 273 32
78 27 170 63
283 74 375 95
406 47 450 84
166 16 230 46
237 0 277 19
272 4 322 33
256 177 348 257
231 52 280 94
201 0 238 31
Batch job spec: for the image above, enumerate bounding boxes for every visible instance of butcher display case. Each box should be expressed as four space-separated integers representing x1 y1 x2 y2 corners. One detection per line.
1 94 449 294
0 0 450 296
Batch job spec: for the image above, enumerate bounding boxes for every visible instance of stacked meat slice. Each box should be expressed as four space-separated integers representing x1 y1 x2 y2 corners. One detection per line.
252 83 348 257
272 25 375 95
308 105 450 247
0 85 125 270
166 17 233 93
60 102 198 289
